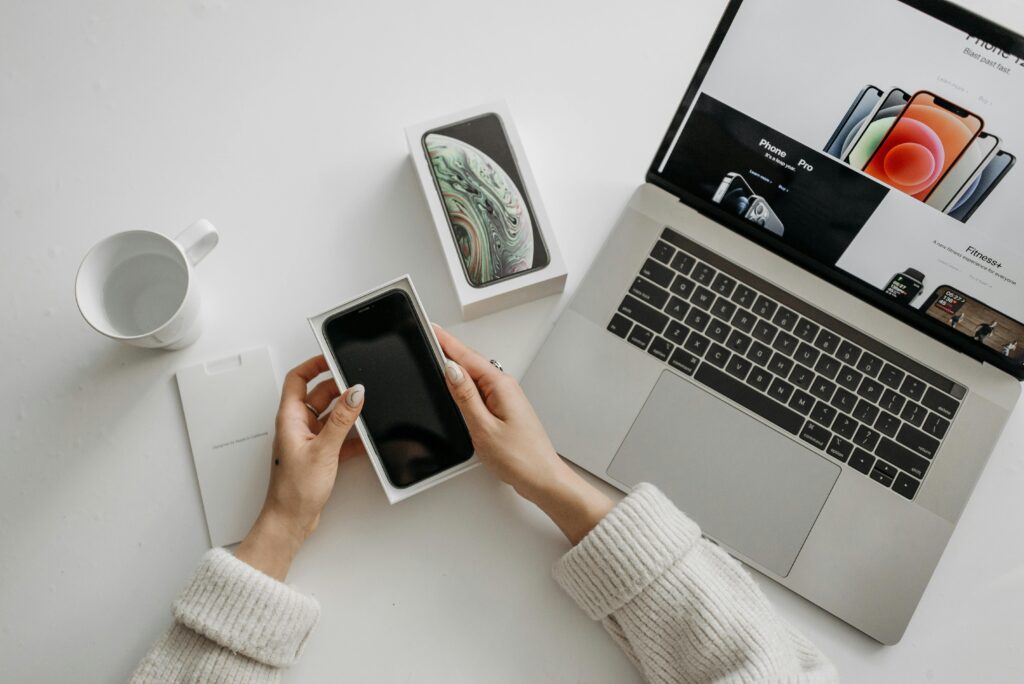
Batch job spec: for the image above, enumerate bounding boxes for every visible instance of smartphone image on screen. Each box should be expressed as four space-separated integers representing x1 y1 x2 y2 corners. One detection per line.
926 131 1000 212
921 285 1024 363
422 113 550 288
948 150 1016 222
322 290 474 488
824 85 883 158
844 88 911 167
863 91 984 201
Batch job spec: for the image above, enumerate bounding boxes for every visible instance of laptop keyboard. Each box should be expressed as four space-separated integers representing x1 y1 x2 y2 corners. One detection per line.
608 228 967 502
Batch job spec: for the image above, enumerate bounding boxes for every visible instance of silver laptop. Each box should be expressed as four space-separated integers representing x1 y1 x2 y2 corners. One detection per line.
522 0 1024 644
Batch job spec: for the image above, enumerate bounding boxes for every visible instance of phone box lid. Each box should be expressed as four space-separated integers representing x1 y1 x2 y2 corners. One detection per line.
405 101 567 320
308 274 479 504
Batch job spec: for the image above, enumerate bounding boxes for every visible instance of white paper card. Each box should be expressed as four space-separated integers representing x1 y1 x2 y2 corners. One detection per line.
176 347 276 547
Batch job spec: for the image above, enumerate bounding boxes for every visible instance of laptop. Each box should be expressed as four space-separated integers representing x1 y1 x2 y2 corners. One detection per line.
522 0 1024 644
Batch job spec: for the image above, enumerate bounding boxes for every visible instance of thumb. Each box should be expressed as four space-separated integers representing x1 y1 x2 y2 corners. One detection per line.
444 360 494 432
316 384 364 452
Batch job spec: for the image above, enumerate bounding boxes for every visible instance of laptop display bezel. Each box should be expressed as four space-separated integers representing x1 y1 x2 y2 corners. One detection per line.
646 0 1024 381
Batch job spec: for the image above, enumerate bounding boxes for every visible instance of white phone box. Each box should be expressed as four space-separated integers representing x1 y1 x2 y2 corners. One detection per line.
308 275 479 503
405 100 567 320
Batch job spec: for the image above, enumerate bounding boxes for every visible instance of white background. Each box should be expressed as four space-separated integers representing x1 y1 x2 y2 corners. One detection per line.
1 1 1023 682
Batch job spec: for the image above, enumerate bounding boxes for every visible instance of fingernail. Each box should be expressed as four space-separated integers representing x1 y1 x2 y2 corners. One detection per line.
444 360 464 384
346 384 364 407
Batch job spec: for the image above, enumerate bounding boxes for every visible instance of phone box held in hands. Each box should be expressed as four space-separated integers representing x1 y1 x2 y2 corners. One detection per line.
309 276 478 503
406 101 567 319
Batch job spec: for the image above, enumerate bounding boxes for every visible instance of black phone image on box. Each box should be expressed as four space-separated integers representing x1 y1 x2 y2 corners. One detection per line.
322 290 474 488
422 113 550 288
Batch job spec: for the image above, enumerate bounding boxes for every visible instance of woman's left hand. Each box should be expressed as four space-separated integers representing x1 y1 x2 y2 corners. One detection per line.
235 354 365 580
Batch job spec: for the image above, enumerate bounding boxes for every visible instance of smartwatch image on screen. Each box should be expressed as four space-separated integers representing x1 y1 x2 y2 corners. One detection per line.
883 268 926 305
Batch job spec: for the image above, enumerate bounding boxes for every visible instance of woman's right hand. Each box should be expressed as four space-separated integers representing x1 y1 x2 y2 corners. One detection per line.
435 325 613 544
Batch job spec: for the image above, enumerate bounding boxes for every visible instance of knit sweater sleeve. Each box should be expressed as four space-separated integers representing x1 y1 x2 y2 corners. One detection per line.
553 483 837 683
130 549 320 683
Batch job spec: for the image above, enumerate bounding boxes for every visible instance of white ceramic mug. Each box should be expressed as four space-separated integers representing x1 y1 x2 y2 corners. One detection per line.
75 220 219 350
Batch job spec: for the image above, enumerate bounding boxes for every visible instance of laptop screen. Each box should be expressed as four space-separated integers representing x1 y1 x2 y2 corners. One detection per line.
649 0 1024 379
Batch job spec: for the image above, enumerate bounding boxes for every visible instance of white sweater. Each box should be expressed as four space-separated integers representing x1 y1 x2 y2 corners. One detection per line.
131 484 837 683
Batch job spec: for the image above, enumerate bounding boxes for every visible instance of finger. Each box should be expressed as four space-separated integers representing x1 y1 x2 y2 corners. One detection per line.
316 384 364 452
339 434 366 461
443 359 496 432
305 378 341 416
433 325 501 384
280 355 330 409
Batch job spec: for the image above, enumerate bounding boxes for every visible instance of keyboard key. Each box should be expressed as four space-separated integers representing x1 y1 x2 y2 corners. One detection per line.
669 348 700 376
773 307 798 331
869 469 893 487
665 320 688 345
752 295 778 319
876 438 930 479
799 420 831 449
856 352 883 377
732 283 758 308
854 424 880 450
639 259 673 288
853 399 880 425
814 330 841 354
711 298 737 321
895 423 940 459
684 332 711 356
732 309 757 333
831 387 858 413
879 388 905 414
857 377 884 403
711 273 736 297
627 326 653 350
850 448 874 474
873 460 898 479
768 352 794 377
834 414 857 439
922 412 950 440
900 401 926 427
665 296 690 321
726 354 752 381
772 331 799 356
608 314 632 338
746 341 772 366
650 240 675 265
826 435 853 462
707 319 731 343
690 286 716 311
692 263 717 285
879 364 905 390
814 355 841 380
630 277 669 308
619 295 668 334
647 337 673 361
810 376 836 402
921 387 960 420
695 364 804 435
684 308 711 333
768 377 794 403
794 318 820 342
810 401 837 428
874 411 900 438
726 330 752 355
893 472 921 500
752 319 778 345
705 343 731 368
900 376 927 401
670 251 696 275
670 275 696 299
837 365 863 391
789 389 814 415
789 365 814 390
794 342 820 368
747 366 773 392
835 340 861 365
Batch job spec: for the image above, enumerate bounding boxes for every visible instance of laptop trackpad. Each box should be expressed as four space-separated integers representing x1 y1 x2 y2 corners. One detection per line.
607 371 840 577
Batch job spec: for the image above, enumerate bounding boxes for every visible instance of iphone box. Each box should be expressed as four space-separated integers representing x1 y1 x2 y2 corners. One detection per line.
405 101 567 320
308 275 479 504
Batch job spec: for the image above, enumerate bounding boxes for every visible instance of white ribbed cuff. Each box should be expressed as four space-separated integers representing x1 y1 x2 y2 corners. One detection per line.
172 549 320 668
552 483 701 620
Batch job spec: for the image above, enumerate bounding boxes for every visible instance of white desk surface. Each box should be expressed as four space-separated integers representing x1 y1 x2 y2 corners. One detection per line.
3 1 1023 681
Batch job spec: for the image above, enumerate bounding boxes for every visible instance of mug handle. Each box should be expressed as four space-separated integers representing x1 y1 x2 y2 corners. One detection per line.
175 219 219 266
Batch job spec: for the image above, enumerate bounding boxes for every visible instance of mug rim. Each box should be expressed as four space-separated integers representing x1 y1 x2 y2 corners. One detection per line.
75 229 195 341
